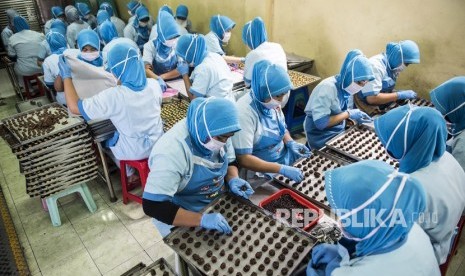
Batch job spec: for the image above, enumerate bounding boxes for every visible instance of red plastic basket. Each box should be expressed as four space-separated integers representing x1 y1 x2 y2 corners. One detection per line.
259 189 323 231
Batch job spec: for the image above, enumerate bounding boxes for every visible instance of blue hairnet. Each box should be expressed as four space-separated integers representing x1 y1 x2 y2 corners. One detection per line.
242 17 267 50
133 6 150 26
175 34 207 66
99 2 114 17
326 160 426 257
160 5 173 16
98 20 118 44
374 106 447 173
155 11 180 58
127 1 140 13
210 15 235 40
386 40 420 69
13 16 30 32
97 9 110 25
51 6 64 18
77 29 100 51
335 49 375 90
108 42 146 91
46 28 67 55
176 5 188 18
430 76 465 132
50 19 67 35
6 9 19 25
187 97 241 155
65 7 80 23
76 2 91 17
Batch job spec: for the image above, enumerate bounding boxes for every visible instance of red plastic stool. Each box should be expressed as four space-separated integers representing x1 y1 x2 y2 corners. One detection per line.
440 215 465 276
120 159 150 204
23 74 45 99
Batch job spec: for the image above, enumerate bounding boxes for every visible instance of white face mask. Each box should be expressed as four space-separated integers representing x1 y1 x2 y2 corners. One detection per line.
194 98 227 153
128 11 133 16
139 21 148 27
163 38 178 48
393 63 406 73
81 51 100 61
338 171 408 241
344 82 363 95
176 19 187 28
204 138 226 152
222 32 231 43
262 98 281 110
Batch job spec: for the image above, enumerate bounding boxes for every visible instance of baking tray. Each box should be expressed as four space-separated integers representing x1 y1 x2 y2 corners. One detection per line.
325 125 399 169
28 171 99 198
288 70 321 89
161 98 189 132
164 193 316 276
26 167 98 194
386 97 434 111
0 123 20 149
122 258 178 276
22 150 96 174
273 151 349 211
19 143 94 167
25 160 97 185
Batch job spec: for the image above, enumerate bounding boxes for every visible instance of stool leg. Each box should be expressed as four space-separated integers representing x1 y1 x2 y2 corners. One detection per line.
120 162 129 204
45 197 61 227
79 183 97 213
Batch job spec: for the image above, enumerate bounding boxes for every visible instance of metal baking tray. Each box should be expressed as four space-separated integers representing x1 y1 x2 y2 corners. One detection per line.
25 159 97 184
325 125 399 169
122 258 178 276
273 151 350 211
288 70 321 89
28 171 99 198
19 143 94 167
26 167 98 194
164 193 316 276
161 98 189 132
386 97 434 111
22 150 96 174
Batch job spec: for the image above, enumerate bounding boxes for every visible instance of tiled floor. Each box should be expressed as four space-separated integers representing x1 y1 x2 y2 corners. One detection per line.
0 67 465 276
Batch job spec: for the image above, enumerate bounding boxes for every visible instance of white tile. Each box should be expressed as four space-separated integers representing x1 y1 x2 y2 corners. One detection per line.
61 191 108 224
23 244 40 275
145 241 175 263
40 249 100 276
73 209 122 239
103 250 152 276
125 217 163 250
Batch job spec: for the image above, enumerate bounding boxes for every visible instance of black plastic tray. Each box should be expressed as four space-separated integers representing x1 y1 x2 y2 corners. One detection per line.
121 258 178 276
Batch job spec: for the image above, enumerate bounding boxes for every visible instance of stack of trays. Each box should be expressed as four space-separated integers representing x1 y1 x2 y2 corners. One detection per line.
87 119 116 141
0 103 98 198
122 258 178 276
161 98 190 132
164 194 316 276
325 125 399 168
273 151 350 210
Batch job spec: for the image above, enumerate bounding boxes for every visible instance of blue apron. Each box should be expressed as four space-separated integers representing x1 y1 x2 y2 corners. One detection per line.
135 26 149 50
152 48 178 75
153 138 229 237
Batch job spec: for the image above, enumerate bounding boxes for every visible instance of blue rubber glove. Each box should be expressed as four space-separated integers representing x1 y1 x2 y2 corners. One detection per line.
200 213 232 234
397 90 417 100
177 61 189 76
58 55 72 79
228 177 254 199
157 78 167 92
347 109 372 124
307 244 342 276
279 165 303 183
286 140 311 158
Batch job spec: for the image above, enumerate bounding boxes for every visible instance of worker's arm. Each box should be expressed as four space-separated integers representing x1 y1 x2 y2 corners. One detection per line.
236 154 281 174
366 92 398 105
144 64 159 79
54 76 64 92
225 162 240 183
172 208 202 227
327 112 350 128
159 69 181 80
142 199 202 227
182 74 195 100
223 55 243 64
63 78 80 115
283 131 293 144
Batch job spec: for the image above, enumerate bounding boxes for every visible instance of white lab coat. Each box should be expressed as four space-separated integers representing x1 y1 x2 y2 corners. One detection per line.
243 41 287 86
411 152 465 264
1 26 13 49
111 16 126 37
204 31 224 55
7 30 45 76
451 131 465 173
66 21 90 49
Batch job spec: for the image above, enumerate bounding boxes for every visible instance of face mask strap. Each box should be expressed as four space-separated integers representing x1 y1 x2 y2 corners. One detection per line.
342 56 360 90
247 22 253 49
110 48 138 80
217 15 226 37
444 100 465 117
384 105 416 159
194 98 213 146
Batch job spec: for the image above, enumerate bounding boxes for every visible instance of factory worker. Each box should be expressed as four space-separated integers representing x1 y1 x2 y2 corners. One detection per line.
2 9 18 51
143 10 180 86
307 160 440 276
232 60 308 182
242 17 286 87
76 2 97 29
304 50 375 149
175 34 234 102
59 42 164 184
175 4 192 35
126 0 140 23
124 6 151 51
42 29 68 105
430 76 465 172
44 6 66 35
38 19 68 66
356 40 420 107
99 2 125 37
374 105 465 264
96 10 111 26
66 6 90 49
75 29 103 67
205 15 244 64
99 21 139 66
7 16 45 79
142 97 254 237
148 5 174 41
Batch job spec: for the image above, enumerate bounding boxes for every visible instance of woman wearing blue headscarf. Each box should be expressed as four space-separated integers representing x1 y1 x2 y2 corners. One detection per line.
355 40 420 110
241 17 286 87
142 97 254 237
374 106 465 264
7 16 45 80
100 21 139 66
2 9 18 50
307 160 439 276
38 17 69 66
96 9 110 26
58 42 164 184
44 6 67 35
124 6 151 51
175 34 235 102
99 2 125 37
42 28 68 105
65 6 90 49
304 50 375 149
205 14 244 64
232 60 308 182
76 2 97 29
76 29 103 67
175 4 193 34
142 10 180 84
430 76 465 172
